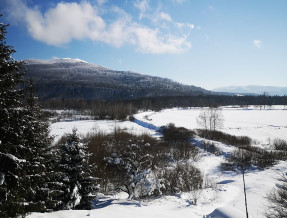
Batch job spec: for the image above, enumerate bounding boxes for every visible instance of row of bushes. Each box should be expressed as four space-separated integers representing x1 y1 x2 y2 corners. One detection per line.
197 129 252 147
220 146 276 171
195 129 287 171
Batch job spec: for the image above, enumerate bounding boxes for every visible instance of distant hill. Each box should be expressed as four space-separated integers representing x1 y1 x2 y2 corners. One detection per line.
23 58 211 101
212 85 287 96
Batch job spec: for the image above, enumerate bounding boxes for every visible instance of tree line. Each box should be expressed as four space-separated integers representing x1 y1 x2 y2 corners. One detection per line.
40 94 287 118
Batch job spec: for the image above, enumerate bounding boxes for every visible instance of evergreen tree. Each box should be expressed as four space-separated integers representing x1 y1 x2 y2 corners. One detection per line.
57 129 96 210
0 16 29 217
0 16 54 216
20 82 58 212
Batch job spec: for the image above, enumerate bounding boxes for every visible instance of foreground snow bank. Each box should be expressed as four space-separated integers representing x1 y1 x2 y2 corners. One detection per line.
205 206 247 218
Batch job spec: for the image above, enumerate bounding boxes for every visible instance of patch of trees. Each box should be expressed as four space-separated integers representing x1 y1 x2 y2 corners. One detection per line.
86 128 203 200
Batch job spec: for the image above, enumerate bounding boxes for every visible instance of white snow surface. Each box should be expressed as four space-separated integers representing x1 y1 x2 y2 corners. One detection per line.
134 106 287 144
50 120 156 143
30 106 287 218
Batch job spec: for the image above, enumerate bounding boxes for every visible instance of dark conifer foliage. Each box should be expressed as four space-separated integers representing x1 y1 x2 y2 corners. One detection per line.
20 82 56 212
0 17 53 216
57 129 96 210
0 17 29 217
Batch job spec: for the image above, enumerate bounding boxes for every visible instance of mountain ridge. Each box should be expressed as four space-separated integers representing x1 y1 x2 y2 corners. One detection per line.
23 58 211 101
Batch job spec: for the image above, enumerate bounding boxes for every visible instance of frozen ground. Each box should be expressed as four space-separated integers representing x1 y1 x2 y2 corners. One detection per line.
30 106 287 218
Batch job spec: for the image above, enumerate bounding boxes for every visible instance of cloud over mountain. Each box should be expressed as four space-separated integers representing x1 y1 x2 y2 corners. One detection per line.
4 0 194 54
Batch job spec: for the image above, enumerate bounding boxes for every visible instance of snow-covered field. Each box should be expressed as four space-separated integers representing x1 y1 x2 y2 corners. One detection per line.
134 106 287 144
50 120 156 143
30 106 287 218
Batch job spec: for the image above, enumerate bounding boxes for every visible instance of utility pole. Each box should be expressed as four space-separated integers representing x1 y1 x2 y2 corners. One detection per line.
242 166 249 218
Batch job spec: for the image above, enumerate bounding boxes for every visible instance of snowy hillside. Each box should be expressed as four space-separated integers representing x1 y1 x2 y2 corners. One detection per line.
29 106 287 218
24 58 210 101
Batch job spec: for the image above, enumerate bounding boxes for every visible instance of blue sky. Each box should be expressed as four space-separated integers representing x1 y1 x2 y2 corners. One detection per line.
1 0 287 90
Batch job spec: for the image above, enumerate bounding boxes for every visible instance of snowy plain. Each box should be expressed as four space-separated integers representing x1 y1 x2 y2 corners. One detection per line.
29 106 287 218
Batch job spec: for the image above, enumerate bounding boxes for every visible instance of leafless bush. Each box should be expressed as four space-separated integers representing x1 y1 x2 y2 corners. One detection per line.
273 138 287 151
160 123 195 142
200 141 221 155
220 146 276 172
267 173 287 217
172 142 200 162
197 129 252 147
191 189 202 205
160 163 203 195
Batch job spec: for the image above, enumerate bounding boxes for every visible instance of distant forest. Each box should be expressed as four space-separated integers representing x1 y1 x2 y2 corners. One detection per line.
42 94 287 109
41 94 287 120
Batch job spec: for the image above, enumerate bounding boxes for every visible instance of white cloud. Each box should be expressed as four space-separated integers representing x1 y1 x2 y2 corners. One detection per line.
5 0 193 54
254 40 263 48
134 0 149 20
132 26 191 54
158 12 172 22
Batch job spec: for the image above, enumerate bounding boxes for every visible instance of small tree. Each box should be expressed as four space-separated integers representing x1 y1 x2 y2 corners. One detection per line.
197 107 224 131
57 129 96 210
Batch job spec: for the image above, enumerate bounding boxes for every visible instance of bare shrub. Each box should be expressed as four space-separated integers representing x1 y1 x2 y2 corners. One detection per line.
161 163 203 195
267 173 287 217
220 146 276 172
191 189 202 205
160 123 195 142
197 129 252 147
172 142 200 162
200 141 221 155
273 138 287 151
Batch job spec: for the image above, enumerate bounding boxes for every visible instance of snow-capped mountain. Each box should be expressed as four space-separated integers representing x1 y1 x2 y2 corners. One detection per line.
212 85 287 96
23 58 211 100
